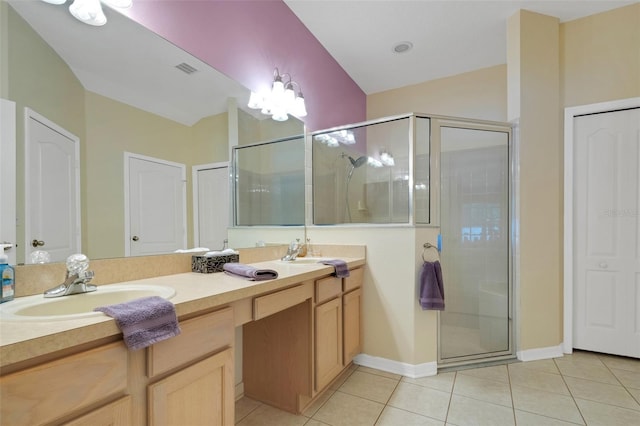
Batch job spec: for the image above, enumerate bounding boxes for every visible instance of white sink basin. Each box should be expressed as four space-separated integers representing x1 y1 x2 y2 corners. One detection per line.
279 257 329 265
0 284 176 322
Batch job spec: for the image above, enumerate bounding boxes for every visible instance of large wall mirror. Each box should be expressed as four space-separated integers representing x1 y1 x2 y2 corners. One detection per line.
3 0 304 264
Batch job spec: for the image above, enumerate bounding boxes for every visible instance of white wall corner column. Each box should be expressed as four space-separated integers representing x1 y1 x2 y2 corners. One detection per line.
507 10 562 356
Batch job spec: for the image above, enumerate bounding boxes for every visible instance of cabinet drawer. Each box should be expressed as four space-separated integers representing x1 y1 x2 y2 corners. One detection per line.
148 307 234 378
0 342 128 426
343 267 363 292
254 281 313 320
315 276 342 304
63 396 132 426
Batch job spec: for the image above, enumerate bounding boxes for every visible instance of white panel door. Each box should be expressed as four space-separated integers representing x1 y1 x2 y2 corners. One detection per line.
0 99 16 265
574 107 640 358
25 109 80 264
193 163 228 250
126 154 186 257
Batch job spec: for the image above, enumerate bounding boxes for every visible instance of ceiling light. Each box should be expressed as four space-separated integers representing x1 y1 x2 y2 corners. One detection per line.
392 41 413 54
41 0 132 27
247 68 308 122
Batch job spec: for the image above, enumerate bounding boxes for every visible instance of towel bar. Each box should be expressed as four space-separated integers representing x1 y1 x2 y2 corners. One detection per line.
422 242 439 262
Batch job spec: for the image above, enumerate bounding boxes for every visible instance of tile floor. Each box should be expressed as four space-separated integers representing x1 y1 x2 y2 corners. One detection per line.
235 350 640 426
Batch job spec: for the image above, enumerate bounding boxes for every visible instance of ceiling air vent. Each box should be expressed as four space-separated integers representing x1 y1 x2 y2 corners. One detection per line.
175 62 198 74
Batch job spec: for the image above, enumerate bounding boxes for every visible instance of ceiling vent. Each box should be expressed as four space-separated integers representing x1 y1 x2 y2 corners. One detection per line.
175 62 198 74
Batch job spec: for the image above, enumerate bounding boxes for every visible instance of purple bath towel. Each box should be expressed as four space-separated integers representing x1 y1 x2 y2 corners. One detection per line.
419 260 445 310
223 263 278 281
95 296 181 351
319 259 350 278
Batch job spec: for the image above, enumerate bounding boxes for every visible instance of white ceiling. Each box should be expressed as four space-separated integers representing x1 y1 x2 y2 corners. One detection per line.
284 0 636 94
8 0 251 126
9 0 635 125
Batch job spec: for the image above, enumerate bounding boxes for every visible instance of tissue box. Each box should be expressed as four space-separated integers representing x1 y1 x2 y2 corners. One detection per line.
191 254 239 273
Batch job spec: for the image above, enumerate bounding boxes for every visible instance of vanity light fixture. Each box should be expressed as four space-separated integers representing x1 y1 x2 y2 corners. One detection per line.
41 0 132 27
248 68 308 121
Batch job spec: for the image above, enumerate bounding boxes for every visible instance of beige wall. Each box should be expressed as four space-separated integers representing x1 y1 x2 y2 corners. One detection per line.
561 3 640 108
508 10 562 351
193 113 229 163
367 65 507 122
1 1 9 99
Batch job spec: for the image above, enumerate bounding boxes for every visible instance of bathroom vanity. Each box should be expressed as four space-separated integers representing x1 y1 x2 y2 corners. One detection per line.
0 255 364 425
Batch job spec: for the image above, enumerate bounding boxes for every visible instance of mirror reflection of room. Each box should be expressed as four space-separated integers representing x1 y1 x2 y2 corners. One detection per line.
3 0 303 263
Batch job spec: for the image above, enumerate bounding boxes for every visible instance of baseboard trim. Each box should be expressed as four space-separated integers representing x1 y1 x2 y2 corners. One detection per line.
235 382 244 401
353 354 437 379
517 344 564 362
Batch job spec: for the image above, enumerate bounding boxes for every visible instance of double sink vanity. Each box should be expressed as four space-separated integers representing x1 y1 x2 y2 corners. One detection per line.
0 247 365 425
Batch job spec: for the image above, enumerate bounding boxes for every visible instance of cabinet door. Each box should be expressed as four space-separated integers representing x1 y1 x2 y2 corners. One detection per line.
343 288 362 364
148 348 234 426
63 396 132 426
315 298 343 391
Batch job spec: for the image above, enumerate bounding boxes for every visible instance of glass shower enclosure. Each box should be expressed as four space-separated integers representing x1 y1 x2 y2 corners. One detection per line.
310 114 514 367
312 115 430 225
437 123 513 365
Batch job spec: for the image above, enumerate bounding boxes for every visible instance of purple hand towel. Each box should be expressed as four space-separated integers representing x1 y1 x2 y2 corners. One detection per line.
419 260 445 310
223 263 278 281
319 259 350 278
95 296 181 351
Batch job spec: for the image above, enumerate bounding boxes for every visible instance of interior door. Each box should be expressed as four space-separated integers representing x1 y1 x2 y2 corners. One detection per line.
125 153 187 257
193 163 229 250
0 99 17 265
25 109 80 264
573 107 640 358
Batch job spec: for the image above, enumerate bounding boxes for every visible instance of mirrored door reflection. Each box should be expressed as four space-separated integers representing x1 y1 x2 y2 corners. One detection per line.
439 126 512 364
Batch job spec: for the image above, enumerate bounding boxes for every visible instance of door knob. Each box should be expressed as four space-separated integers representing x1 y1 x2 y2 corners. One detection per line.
1 242 13 251
132 236 139 241
31 239 45 248
599 261 608 269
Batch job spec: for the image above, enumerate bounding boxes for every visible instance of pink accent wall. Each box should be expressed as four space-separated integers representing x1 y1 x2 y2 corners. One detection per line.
121 0 365 131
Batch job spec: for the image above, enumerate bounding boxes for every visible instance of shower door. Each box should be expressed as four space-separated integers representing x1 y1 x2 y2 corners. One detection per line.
438 124 513 365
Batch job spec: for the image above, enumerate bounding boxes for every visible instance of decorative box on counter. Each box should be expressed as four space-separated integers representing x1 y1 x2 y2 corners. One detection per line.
191 253 239 273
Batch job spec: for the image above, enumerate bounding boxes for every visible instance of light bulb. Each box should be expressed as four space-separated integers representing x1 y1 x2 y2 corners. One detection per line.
248 91 263 109
69 0 107 26
284 83 296 111
293 95 307 117
271 78 285 107
271 108 289 122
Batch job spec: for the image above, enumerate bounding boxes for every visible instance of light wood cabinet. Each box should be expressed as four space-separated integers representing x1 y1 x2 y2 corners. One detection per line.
343 287 362 365
148 347 234 426
243 267 363 414
0 308 234 426
62 396 132 426
315 267 363 391
0 342 128 425
315 297 343 391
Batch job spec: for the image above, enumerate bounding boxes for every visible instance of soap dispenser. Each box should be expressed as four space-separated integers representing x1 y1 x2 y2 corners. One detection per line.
0 253 15 303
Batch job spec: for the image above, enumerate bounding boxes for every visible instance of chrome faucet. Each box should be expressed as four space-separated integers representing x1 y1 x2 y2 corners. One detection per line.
281 240 301 261
44 270 96 298
44 253 97 297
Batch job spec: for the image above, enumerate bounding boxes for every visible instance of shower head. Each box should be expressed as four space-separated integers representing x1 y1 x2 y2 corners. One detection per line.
349 155 368 168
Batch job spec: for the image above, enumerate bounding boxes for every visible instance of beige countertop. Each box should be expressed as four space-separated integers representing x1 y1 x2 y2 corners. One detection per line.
0 257 364 370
